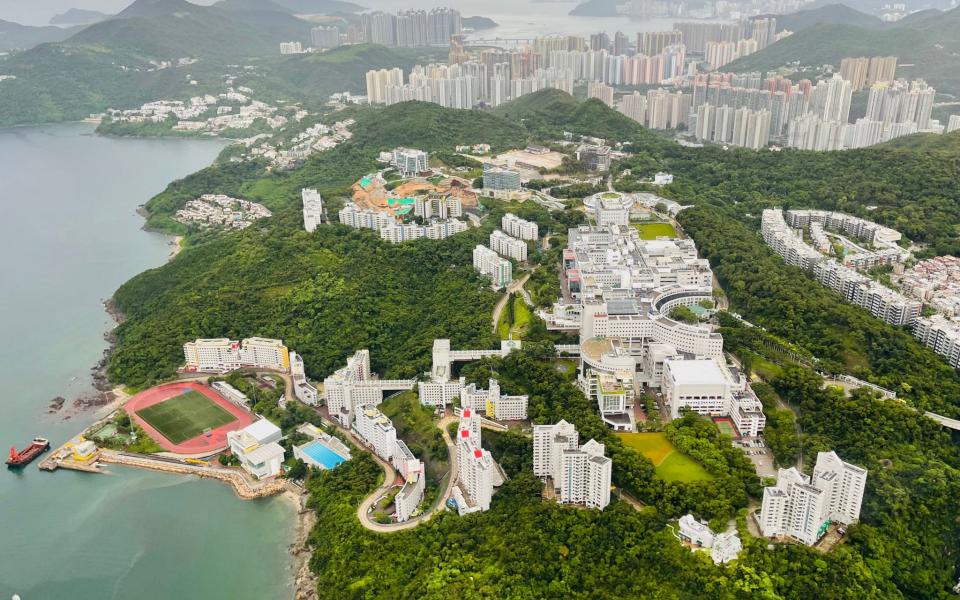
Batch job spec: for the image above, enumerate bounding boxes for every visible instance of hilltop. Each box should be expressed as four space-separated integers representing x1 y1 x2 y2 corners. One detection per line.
729 6 960 94
49 9 112 25
772 3 882 31
492 89 653 141
67 0 314 60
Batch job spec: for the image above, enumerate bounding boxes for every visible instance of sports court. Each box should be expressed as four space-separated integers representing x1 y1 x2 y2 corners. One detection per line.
712 417 741 439
125 382 254 455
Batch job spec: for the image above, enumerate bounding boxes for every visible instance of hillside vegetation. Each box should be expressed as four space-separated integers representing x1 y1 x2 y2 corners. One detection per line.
730 7 960 94
773 3 882 31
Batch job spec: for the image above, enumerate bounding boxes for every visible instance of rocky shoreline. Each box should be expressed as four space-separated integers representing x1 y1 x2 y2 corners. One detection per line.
287 489 319 600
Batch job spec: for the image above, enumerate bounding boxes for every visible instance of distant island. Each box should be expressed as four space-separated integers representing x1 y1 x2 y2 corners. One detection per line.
463 16 498 31
49 8 111 25
569 0 621 17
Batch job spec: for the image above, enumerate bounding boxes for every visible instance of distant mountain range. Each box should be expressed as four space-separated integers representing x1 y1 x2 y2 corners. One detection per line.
730 5 960 94
49 8 112 26
63 0 316 60
0 19 77 52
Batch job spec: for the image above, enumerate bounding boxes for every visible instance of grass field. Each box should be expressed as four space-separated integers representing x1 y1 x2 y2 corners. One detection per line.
634 222 678 240
136 390 237 444
616 432 713 483
498 295 533 340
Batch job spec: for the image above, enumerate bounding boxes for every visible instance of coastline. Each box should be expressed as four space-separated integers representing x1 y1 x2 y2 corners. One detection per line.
285 488 319 600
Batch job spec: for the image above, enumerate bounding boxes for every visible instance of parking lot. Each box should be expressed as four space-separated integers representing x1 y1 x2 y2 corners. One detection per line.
736 437 777 478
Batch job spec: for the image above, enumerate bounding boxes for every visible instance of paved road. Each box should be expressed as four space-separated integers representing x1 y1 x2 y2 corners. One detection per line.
352 415 460 533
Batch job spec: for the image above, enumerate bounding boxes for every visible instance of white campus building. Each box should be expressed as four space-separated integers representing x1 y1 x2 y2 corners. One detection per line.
490 229 528 262
391 147 429 177
289 351 318 405
183 337 290 373
541 223 765 434
227 419 285 479
353 404 398 461
662 358 734 418
502 213 539 241
459 378 528 421
323 349 415 427
676 514 743 564
473 244 512 290
302 188 324 232
534 421 611 510
760 451 867 546
454 408 496 513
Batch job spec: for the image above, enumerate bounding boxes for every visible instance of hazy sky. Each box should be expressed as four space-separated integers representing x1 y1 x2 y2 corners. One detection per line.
0 0 553 25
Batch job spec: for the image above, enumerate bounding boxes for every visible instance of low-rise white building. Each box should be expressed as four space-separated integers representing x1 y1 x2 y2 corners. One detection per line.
661 357 734 419
227 419 285 479
183 337 290 373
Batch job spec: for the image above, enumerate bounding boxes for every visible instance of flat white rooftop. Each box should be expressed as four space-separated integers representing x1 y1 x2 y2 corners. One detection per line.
666 359 726 385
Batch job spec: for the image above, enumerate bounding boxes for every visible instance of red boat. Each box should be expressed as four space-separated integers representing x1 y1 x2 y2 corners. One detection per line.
6 437 50 468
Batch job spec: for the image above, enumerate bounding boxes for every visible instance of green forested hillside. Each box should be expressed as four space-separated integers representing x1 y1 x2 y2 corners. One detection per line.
729 7 960 94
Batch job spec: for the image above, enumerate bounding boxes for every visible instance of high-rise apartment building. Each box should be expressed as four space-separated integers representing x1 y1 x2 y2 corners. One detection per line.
365 68 404 104
502 213 539 241
473 245 512 289
760 452 866 546
301 188 323 232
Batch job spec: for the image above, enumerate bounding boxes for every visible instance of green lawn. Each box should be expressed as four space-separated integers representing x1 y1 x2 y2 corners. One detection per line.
498 295 534 340
616 432 713 483
634 222 678 240
136 390 237 444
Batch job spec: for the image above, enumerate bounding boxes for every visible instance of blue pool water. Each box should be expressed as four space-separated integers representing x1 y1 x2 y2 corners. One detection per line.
301 441 348 469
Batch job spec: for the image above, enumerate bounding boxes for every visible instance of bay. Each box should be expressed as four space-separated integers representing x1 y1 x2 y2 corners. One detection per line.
0 123 296 600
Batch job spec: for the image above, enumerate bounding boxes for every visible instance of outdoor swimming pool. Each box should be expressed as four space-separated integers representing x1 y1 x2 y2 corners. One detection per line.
300 440 348 470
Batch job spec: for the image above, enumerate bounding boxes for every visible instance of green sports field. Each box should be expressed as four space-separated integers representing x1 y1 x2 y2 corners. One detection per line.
634 222 678 240
616 432 713 483
136 390 237 444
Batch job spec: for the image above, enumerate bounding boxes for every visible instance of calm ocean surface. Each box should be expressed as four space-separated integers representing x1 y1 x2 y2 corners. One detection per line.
0 123 295 600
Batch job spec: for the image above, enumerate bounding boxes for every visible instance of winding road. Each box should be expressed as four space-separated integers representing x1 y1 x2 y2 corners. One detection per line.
351 415 460 533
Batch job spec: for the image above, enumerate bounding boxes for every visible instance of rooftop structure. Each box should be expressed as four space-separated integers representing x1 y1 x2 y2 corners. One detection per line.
227 419 284 480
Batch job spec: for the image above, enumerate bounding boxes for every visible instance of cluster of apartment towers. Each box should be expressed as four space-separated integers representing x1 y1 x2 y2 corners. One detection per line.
761 209 960 370
473 213 539 290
